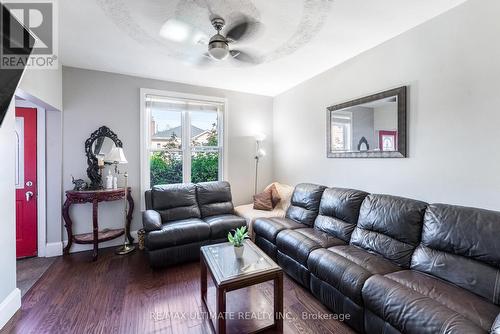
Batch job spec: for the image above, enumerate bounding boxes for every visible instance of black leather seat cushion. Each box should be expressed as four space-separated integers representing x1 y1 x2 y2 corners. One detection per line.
197 181 234 218
411 204 500 305
148 183 201 222
276 228 345 264
145 218 210 251
286 183 327 226
314 188 368 242
204 214 246 239
253 217 304 243
307 245 402 305
350 194 428 268
363 270 500 333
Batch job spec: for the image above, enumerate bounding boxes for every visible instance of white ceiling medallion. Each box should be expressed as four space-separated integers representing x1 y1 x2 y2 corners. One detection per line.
96 0 333 65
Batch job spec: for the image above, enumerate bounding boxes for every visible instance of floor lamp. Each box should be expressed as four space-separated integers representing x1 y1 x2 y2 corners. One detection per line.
105 147 135 255
254 134 266 195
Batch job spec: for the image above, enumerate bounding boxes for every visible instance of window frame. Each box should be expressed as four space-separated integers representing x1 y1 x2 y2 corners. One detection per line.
140 88 228 210
331 110 353 151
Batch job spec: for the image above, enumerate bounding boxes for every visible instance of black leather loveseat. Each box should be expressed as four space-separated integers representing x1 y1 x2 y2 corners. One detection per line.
254 183 500 334
142 181 246 268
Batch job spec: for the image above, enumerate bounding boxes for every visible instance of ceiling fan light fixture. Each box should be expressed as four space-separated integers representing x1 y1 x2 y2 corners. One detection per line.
208 34 229 60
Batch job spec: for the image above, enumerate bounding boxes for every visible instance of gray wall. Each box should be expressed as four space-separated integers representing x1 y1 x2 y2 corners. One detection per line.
351 106 375 150
273 0 500 210
62 67 274 244
19 67 63 111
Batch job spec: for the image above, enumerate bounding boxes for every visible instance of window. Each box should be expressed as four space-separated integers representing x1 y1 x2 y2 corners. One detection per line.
331 111 352 151
141 90 225 196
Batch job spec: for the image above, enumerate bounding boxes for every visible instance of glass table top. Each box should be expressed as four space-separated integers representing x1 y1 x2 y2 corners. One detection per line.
201 240 280 285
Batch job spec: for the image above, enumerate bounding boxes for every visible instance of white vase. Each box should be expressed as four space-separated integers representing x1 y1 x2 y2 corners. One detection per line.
234 245 244 259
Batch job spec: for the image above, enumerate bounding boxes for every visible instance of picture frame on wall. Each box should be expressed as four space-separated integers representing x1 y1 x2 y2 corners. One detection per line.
379 130 397 151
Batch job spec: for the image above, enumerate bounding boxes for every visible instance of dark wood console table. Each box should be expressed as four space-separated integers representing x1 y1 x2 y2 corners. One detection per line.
62 187 134 261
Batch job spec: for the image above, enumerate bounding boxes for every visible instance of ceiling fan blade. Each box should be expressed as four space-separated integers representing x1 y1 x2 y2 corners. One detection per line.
225 15 260 42
230 50 260 65
191 53 214 68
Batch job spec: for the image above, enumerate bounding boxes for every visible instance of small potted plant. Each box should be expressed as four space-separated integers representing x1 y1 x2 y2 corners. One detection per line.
227 226 249 259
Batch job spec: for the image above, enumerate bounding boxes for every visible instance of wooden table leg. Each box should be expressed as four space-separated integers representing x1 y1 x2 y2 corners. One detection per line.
125 188 134 244
274 271 284 332
62 198 73 255
216 287 226 334
200 257 207 304
92 199 99 261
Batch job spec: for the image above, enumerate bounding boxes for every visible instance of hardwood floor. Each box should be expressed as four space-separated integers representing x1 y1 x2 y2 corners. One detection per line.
2 247 354 334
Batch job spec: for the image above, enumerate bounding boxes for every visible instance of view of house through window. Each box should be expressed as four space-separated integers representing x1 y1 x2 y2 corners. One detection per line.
147 94 223 186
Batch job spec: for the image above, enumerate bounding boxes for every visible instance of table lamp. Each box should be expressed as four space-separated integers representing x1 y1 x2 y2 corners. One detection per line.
104 147 128 173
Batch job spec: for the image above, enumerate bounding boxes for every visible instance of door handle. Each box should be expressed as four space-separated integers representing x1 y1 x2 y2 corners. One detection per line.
25 191 34 202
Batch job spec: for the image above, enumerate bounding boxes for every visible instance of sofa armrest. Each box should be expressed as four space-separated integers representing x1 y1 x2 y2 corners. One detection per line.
142 210 162 232
492 313 500 334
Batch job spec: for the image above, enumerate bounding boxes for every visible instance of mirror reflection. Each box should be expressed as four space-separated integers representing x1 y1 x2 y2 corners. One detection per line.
330 96 398 153
91 136 116 159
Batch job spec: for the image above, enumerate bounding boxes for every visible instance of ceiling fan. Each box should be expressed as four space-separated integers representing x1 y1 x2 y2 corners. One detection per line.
160 14 261 66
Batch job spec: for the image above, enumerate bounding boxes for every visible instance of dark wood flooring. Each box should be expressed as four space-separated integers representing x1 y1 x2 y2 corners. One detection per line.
2 247 354 334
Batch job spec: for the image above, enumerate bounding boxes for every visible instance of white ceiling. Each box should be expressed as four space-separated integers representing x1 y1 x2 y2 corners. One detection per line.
60 0 467 96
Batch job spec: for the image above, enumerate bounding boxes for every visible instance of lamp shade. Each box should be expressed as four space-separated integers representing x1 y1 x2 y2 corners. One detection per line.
104 147 128 164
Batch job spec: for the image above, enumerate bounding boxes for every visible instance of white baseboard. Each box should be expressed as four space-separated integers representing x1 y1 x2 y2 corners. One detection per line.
45 241 63 257
45 230 138 257
0 288 21 330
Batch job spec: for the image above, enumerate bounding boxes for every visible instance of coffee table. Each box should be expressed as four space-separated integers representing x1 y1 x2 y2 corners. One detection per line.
200 240 283 334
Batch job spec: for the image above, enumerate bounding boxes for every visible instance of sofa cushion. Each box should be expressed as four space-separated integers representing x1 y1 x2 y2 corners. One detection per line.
276 228 345 264
142 210 162 232
267 183 281 208
363 271 500 333
285 183 326 226
149 183 201 222
197 181 234 218
204 214 246 240
411 203 500 304
253 189 273 211
350 194 427 268
314 187 368 242
234 203 285 238
307 245 401 305
266 182 294 211
253 217 304 243
145 218 210 251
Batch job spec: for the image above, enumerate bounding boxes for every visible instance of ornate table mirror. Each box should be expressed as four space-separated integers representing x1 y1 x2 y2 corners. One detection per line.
85 126 123 188
327 86 407 158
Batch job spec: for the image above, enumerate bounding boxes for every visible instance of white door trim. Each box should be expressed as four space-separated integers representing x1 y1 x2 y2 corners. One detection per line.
36 107 46 257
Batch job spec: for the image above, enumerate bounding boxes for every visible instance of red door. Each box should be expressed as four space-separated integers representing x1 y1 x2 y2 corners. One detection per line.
15 107 37 258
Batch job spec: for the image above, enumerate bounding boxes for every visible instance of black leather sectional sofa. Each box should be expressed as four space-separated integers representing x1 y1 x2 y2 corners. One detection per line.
253 183 500 334
142 181 246 268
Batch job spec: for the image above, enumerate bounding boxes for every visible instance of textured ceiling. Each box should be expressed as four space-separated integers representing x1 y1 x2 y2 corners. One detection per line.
60 0 468 96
